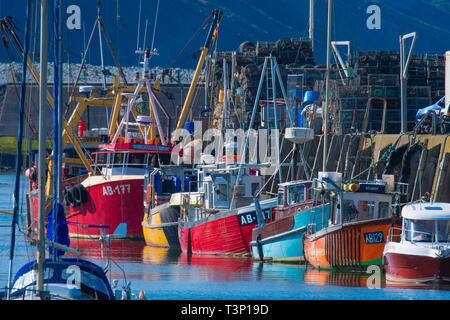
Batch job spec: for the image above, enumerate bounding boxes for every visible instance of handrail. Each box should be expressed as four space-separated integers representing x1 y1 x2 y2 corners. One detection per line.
387 226 402 243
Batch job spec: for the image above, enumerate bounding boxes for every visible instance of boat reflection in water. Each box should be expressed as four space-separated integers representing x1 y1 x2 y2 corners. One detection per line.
71 239 147 262
303 268 372 288
142 245 181 265
303 267 450 291
178 253 254 282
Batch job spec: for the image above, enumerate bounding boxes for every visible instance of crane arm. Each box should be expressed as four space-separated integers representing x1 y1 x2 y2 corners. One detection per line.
175 9 222 131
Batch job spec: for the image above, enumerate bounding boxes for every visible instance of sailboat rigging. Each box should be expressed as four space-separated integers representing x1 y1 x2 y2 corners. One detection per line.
6 0 31 300
3 0 125 300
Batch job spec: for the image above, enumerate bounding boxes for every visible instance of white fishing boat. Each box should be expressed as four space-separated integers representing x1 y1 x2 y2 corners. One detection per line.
383 202 450 283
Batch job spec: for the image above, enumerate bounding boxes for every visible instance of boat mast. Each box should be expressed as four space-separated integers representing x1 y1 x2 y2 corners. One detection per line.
37 0 49 293
323 0 332 172
57 0 63 204
309 0 314 53
7 0 31 300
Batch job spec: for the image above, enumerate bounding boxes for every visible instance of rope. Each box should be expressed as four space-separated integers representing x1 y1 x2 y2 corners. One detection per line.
167 13 213 68
255 147 294 198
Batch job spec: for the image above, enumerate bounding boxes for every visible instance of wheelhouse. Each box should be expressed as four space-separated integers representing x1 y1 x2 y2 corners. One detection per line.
400 203 450 243
276 180 312 207
90 148 172 176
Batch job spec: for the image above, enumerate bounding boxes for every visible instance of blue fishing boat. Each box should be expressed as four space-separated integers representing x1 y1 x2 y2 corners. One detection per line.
250 180 331 263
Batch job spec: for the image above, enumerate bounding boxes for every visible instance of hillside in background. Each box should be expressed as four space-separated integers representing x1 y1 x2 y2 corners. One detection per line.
0 0 449 68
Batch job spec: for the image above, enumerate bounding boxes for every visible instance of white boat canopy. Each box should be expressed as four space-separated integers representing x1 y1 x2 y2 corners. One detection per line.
401 202 450 220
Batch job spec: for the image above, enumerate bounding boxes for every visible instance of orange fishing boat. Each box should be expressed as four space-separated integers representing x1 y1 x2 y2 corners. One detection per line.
303 172 404 270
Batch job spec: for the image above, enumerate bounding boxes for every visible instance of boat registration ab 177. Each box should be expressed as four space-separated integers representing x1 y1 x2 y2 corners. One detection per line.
102 184 131 196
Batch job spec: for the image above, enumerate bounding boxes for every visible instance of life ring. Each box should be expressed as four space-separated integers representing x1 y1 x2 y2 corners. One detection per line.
73 184 88 206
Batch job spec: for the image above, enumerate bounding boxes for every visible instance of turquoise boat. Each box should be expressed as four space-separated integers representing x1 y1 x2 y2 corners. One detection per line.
250 180 331 263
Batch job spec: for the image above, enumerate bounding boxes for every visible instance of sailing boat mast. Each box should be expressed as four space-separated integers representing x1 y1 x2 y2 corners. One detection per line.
37 0 49 293
323 0 332 172
7 0 31 300
309 0 314 53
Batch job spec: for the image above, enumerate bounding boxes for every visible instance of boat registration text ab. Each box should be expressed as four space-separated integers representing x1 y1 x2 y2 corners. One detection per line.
102 184 131 196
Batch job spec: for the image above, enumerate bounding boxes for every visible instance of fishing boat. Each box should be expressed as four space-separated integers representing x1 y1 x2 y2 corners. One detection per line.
141 165 195 247
177 161 277 255
249 109 324 263
141 9 221 247
250 180 331 262
383 202 450 283
64 47 174 239
302 172 405 269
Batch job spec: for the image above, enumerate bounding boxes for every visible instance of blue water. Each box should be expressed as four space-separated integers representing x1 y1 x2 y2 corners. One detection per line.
0 174 449 300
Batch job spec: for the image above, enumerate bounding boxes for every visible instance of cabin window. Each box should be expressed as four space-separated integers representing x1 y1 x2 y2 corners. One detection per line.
159 153 171 165
216 183 228 202
357 200 375 218
113 153 124 165
437 220 450 242
129 153 145 166
404 219 434 242
379 202 390 218
277 189 285 206
288 185 305 205
342 200 358 222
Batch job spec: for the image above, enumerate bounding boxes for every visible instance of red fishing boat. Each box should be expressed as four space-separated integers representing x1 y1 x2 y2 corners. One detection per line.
62 48 174 239
176 161 277 255
383 202 450 283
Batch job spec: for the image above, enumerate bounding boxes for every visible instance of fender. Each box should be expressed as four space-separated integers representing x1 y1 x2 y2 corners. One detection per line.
73 183 88 206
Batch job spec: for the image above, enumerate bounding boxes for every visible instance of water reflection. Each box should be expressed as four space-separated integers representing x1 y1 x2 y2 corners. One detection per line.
142 245 181 264
303 267 450 291
304 268 370 287
62 239 450 295
70 239 147 262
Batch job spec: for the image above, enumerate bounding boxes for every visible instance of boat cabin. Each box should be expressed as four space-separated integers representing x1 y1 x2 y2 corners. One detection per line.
143 165 197 209
400 203 450 243
313 173 399 225
338 181 393 224
198 163 263 210
275 180 313 218
90 143 173 176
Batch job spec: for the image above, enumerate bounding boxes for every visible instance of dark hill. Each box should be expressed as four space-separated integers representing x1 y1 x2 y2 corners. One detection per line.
0 0 449 68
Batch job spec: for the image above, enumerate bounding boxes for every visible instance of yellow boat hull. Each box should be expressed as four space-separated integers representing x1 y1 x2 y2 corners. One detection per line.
142 203 180 247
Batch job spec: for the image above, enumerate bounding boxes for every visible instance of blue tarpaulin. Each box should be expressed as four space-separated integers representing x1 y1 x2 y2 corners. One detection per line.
415 97 445 122
46 203 70 257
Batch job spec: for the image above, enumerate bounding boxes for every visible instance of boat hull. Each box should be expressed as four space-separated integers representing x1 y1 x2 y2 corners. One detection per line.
250 203 330 263
383 244 450 282
179 199 276 255
142 203 180 247
304 218 399 269
66 175 144 239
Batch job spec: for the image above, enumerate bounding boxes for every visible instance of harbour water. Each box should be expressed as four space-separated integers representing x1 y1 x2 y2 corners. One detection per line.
0 174 449 301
